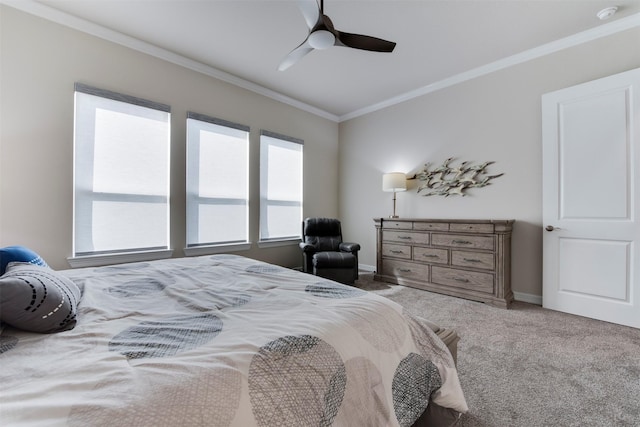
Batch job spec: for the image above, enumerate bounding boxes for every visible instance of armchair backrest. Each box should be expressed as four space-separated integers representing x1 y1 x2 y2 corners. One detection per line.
302 218 343 252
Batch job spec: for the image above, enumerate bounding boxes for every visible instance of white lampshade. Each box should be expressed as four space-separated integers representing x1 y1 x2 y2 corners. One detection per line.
382 172 407 192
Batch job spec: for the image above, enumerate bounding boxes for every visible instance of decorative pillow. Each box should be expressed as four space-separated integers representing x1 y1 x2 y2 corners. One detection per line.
0 263 81 333
0 246 49 275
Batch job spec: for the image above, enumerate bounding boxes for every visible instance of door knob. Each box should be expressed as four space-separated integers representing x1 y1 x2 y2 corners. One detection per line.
545 225 559 232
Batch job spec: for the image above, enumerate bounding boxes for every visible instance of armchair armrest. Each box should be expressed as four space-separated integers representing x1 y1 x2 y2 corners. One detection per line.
339 242 360 253
299 242 317 253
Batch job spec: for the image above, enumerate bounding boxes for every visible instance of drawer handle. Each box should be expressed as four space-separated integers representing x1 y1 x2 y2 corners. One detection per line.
390 250 405 254
463 258 482 263
454 278 470 283
398 268 412 273
397 236 412 240
422 254 438 258
453 239 472 245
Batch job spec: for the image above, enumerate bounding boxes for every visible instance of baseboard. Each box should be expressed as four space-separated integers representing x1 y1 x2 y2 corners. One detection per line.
514 291 542 305
359 264 376 272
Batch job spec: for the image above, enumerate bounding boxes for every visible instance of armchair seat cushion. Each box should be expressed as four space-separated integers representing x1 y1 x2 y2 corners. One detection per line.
312 252 357 269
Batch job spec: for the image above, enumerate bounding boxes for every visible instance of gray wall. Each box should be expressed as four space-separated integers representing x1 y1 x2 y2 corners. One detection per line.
3 5 639 299
338 27 640 300
0 7 339 270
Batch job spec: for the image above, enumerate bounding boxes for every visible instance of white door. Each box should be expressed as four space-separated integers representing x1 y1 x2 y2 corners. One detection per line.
542 67 640 329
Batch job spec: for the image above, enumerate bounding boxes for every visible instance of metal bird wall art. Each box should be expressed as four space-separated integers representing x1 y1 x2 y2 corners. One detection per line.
416 158 503 196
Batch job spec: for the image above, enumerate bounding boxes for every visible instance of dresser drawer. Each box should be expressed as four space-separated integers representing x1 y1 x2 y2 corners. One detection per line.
449 223 494 233
382 243 412 260
382 221 412 230
451 250 495 270
431 266 494 293
413 247 448 264
431 234 494 251
413 222 449 232
382 259 429 282
382 230 429 245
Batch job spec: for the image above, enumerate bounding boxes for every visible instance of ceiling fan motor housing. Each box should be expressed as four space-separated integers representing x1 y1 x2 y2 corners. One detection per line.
308 29 335 49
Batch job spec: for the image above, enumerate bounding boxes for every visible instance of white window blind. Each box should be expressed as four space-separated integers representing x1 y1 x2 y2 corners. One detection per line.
73 84 171 256
259 131 303 241
186 112 249 247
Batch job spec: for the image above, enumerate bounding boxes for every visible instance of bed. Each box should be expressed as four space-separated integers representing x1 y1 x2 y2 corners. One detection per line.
0 254 467 426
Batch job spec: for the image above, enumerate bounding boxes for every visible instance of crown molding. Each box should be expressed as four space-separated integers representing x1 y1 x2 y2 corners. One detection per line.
339 12 640 122
0 0 340 123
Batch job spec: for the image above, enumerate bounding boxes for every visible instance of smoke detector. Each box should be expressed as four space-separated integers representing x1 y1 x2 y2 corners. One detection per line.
597 6 618 20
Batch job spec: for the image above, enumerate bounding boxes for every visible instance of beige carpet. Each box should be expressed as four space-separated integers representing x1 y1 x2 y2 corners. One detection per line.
354 273 640 427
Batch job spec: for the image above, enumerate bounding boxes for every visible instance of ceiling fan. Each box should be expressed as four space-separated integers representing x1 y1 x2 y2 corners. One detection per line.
278 0 397 71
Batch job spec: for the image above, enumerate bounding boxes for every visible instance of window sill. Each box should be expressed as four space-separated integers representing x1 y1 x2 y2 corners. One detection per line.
183 243 251 257
257 238 301 249
67 249 174 268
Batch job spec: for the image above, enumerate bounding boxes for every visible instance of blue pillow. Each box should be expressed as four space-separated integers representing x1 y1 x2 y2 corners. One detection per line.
0 246 48 275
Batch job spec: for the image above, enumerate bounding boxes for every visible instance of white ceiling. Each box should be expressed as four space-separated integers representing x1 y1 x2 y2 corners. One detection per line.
11 0 640 120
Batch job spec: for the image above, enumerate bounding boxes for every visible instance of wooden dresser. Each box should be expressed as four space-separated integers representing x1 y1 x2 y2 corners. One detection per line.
374 218 514 308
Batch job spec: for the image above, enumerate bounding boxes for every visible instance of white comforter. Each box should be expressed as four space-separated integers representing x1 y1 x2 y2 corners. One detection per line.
0 255 467 426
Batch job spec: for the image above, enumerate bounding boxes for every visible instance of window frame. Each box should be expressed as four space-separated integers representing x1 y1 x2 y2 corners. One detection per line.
68 83 172 267
184 112 251 256
258 130 304 245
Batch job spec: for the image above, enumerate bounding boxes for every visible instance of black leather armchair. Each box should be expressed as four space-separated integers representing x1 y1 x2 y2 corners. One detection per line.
299 218 361 284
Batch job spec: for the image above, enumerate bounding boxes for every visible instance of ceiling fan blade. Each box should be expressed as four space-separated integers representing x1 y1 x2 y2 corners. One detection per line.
335 31 396 52
278 40 314 71
297 0 321 30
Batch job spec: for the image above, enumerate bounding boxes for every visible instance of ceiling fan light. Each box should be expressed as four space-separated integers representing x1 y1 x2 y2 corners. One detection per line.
308 30 335 49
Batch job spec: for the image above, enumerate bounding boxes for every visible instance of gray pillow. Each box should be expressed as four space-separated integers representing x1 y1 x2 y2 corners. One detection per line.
0 263 81 333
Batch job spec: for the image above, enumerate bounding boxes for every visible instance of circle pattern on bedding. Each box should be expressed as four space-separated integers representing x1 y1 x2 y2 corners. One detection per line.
305 281 366 298
109 313 223 359
248 334 346 427
0 335 18 354
245 264 290 275
106 279 167 297
333 356 391 425
405 313 454 368
348 302 407 352
392 352 442 427
174 287 252 312
210 254 238 260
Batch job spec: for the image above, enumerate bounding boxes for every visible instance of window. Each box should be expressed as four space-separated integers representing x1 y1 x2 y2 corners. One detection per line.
186 113 249 250
72 84 171 260
259 131 303 242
